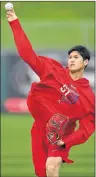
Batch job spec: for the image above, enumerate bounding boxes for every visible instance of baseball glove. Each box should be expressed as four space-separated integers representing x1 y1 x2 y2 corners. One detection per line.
46 113 69 144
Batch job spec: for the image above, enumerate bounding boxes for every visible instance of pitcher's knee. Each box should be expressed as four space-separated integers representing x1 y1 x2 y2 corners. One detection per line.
46 157 62 177
46 164 58 177
46 161 61 177
46 164 56 173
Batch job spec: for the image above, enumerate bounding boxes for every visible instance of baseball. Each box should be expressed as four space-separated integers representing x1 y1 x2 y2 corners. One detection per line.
5 2 13 10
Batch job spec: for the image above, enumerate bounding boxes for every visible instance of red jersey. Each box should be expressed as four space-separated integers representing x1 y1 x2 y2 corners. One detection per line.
9 19 95 148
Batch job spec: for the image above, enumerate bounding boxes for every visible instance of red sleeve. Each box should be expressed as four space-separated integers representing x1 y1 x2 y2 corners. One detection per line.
9 19 51 78
63 114 95 148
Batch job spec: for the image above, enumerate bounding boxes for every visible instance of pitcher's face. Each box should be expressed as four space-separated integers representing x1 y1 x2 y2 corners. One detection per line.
68 51 88 72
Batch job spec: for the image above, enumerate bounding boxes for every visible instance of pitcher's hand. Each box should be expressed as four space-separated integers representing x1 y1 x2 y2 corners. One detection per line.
5 3 17 22
56 140 65 146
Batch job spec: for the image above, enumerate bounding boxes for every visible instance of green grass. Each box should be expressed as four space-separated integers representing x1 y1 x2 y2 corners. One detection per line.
1 18 94 50
1 2 94 20
1 114 95 177
1 1 94 49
